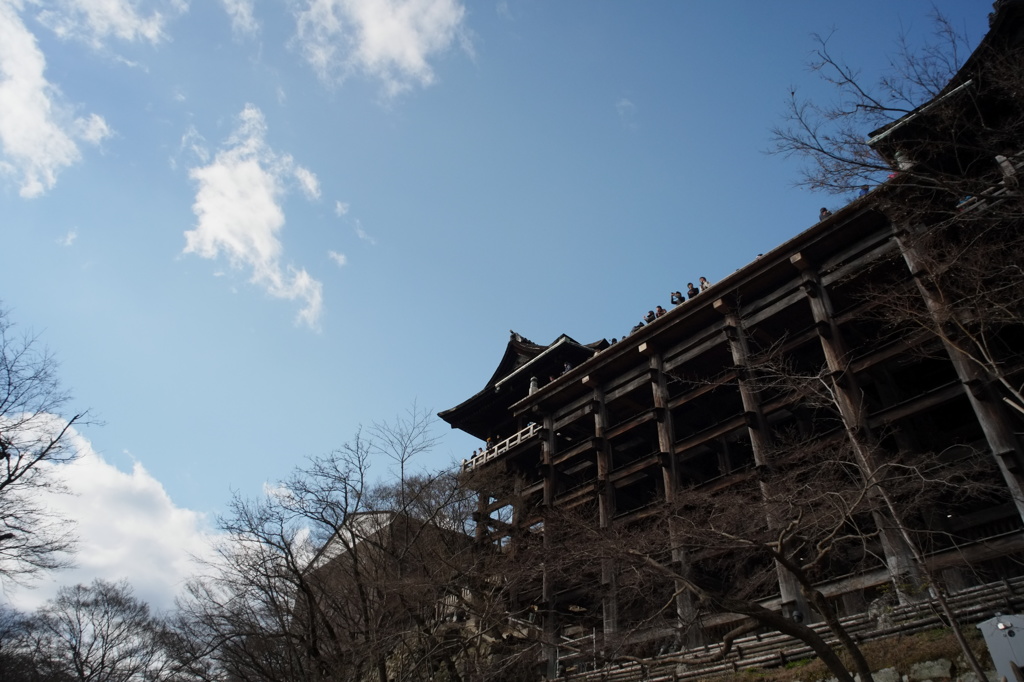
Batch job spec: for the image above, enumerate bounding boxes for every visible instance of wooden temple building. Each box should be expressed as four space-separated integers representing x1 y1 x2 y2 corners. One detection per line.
440 1 1024 675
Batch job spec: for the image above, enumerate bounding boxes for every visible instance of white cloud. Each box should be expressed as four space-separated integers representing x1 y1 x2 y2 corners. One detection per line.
353 218 375 244
334 199 349 216
220 0 258 36
328 249 347 266
184 104 324 329
35 0 185 48
294 165 320 199
293 0 470 97
0 2 112 198
5 429 216 613
57 228 77 246
73 112 112 144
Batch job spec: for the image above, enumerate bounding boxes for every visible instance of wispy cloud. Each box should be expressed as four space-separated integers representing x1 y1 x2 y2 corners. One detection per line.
183 105 324 329
328 250 347 266
74 114 112 144
353 218 375 245
57 228 78 247
293 0 471 97
334 199 349 216
35 0 186 48
294 165 321 199
220 0 259 37
616 97 637 130
7 429 215 613
0 1 113 198
179 125 209 164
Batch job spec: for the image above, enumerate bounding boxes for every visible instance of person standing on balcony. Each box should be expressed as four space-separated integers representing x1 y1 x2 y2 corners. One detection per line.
687 283 700 299
644 310 656 323
670 291 684 306
655 305 667 317
699 276 711 292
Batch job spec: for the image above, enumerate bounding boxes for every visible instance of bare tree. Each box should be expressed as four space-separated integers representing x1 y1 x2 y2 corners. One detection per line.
16 579 166 682
176 408 493 682
749 352 999 680
0 306 87 584
771 4 1024 503
769 11 1008 196
0 605 68 682
533 421 998 682
771 6 1024 386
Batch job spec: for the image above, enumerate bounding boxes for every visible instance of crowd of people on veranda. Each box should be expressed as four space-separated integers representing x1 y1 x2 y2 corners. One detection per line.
628 276 712 336
467 187 886 463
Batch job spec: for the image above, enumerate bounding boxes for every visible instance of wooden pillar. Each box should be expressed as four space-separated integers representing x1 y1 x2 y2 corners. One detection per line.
511 475 524 526
640 343 702 648
714 301 772 463
540 414 559 679
714 298 813 623
791 252 922 602
895 228 1024 524
510 473 524 553
584 387 618 645
474 491 488 543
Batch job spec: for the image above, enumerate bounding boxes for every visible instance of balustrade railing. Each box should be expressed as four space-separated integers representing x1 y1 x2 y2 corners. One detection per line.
462 422 541 471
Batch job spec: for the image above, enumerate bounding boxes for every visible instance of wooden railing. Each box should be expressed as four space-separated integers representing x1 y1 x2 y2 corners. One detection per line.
556 575 1024 681
462 423 542 471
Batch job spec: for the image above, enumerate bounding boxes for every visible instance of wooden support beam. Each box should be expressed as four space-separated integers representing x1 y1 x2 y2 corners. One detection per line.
867 381 964 428
540 412 558 678
604 371 653 404
552 438 598 466
793 250 923 602
716 304 811 621
591 385 619 638
666 373 736 410
553 482 599 507
673 416 746 454
662 324 728 373
820 239 900 288
609 455 660 483
553 402 593 431
605 409 657 440
896 226 1024 525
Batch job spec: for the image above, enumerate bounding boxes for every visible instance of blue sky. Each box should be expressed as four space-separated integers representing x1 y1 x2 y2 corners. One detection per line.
0 0 992 609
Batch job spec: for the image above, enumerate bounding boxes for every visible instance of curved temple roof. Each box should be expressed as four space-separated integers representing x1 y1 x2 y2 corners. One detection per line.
438 330 607 440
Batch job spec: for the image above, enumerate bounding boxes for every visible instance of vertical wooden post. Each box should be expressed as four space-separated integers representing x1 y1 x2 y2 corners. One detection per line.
895 228 1024 524
510 473 524 554
641 343 702 648
541 413 559 679
791 252 922 602
714 298 813 623
592 386 619 640
474 491 488 543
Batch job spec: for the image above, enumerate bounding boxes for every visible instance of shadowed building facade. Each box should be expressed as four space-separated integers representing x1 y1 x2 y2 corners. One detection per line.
441 2 1024 676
